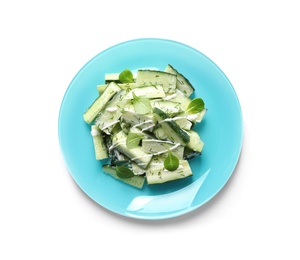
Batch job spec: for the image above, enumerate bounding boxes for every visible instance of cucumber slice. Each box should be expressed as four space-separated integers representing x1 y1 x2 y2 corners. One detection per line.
165 89 192 111
112 130 153 169
136 70 177 94
95 90 129 135
153 117 192 140
90 125 108 160
83 82 121 124
153 124 167 140
132 162 146 175
127 85 165 99
146 158 193 185
165 64 195 97
185 129 204 152
174 117 192 130
153 107 190 145
121 103 157 132
194 108 207 123
141 139 184 159
102 165 145 189
150 100 182 117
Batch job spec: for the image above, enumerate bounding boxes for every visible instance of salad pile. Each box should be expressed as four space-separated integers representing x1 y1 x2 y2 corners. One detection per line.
83 65 206 188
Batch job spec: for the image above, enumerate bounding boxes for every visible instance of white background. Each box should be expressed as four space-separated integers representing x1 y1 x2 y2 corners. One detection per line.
1 0 299 259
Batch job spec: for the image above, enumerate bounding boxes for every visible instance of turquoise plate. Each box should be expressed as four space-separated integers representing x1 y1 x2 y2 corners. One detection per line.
58 38 243 220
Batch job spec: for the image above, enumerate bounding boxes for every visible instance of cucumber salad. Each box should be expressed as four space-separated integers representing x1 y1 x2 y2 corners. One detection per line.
83 64 207 189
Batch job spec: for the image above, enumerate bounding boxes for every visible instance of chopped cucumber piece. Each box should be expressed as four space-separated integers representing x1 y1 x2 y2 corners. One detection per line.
132 162 146 176
121 103 157 132
95 90 129 135
102 165 145 189
136 70 177 94
146 158 193 185
141 139 184 159
127 85 165 99
90 125 108 160
194 108 207 123
185 130 204 152
165 64 195 97
83 82 121 124
166 89 192 111
153 107 190 145
150 100 182 117
174 117 193 130
112 130 153 169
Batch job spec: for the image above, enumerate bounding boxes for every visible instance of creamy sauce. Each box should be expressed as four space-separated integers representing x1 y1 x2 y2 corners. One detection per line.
159 116 186 123
106 107 118 112
108 139 126 151
186 114 198 121
143 139 174 145
140 124 156 132
130 120 154 131
163 93 177 100
90 128 100 137
159 114 197 124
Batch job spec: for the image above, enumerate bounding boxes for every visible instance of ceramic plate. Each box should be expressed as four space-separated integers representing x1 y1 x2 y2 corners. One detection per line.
58 38 243 220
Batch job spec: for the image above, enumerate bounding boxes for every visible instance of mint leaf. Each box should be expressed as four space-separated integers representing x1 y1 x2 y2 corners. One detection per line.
126 133 143 149
164 150 179 171
119 69 134 83
185 98 205 114
116 166 134 179
132 92 151 115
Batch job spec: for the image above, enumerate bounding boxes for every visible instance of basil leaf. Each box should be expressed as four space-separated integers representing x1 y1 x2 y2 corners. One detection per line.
116 166 134 179
164 150 179 171
132 92 151 115
185 98 205 114
126 133 143 149
119 69 134 83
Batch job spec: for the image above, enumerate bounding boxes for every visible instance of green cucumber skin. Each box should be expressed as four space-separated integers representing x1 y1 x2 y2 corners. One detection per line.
153 107 190 145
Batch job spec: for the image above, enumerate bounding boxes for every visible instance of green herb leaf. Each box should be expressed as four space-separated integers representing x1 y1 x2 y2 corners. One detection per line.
126 133 143 149
185 98 205 114
119 69 134 83
132 92 151 115
164 150 179 171
116 166 134 179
